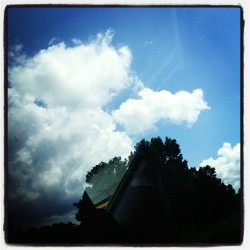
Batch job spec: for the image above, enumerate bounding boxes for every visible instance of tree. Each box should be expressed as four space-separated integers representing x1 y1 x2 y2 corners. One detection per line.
86 161 107 183
73 192 96 223
73 136 241 244
133 136 188 168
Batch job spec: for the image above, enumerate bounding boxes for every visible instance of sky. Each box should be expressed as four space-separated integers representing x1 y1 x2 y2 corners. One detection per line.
6 6 241 229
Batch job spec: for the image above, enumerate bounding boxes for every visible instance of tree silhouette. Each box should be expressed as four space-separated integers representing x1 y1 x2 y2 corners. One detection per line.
73 192 96 224
73 136 241 244
12 136 241 244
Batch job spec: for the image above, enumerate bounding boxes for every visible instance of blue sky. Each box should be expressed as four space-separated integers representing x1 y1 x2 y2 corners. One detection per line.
7 6 241 228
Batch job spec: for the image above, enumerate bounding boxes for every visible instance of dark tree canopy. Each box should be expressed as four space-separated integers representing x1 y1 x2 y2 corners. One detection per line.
134 136 188 168
11 136 241 244
76 136 241 243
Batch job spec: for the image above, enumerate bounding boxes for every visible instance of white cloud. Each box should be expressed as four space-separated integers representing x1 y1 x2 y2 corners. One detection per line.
8 30 134 227
112 88 210 135
71 38 82 46
200 142 240 191
9 29 132 109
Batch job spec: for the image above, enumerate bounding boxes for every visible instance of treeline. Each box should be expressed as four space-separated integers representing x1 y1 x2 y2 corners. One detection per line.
130 137 241 243
7 136 242 244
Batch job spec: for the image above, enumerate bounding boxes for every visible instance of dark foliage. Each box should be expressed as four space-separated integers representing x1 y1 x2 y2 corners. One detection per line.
73 192 96 223
10 214 128 245
130 137 242 244
7 136 242 245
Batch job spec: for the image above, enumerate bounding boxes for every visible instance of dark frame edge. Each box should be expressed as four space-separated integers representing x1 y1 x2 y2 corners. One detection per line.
3 5 9 245
239 4 245 245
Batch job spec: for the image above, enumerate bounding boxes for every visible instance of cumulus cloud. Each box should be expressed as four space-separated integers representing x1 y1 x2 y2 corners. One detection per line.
8 30 134 227
200 143 240 191
112 88 210 135
9 29 132 109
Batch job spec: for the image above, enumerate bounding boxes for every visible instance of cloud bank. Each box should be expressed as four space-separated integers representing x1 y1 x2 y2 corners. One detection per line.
200 143 240 191
8 29 211 228
8 30 134 227
112 88 210 135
